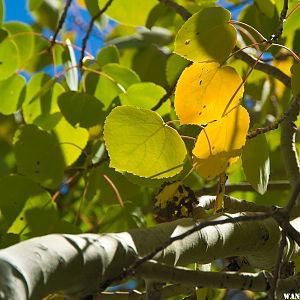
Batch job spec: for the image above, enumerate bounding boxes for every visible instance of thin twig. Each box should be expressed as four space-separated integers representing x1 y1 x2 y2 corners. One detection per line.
103 174 124 208
50 0 73 47
79 0 114 68
151 83 177 111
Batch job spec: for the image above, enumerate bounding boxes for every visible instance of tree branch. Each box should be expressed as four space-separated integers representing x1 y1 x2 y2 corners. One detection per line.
1 211 297 299
50 0 73 47
280 97 300 188
197 181 290 195
79 0 114 68
233 47 291 88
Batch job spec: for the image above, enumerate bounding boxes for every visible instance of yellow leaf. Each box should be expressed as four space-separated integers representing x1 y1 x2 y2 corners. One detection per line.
174 62 244 125
193 106 249 180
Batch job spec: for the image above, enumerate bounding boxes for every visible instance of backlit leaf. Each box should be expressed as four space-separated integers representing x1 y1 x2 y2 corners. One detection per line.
0 74 26 115
3 22 35 64
98 0 157 26
119 82 170 115
29 0 43 11
22 73 64 130
242 134 270 194
58 91 105 128
175 62 244 125
97 45 120 67
193 106 249 179
0 175 57 236
52 118 89 166
102 63 140 90
84 72 123 111
166 53 190 86
0 39 19 80
13 125 65 189
104 106 187 178
174 7 236 63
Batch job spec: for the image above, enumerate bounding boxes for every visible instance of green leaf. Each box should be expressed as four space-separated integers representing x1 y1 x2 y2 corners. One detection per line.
0 74 26 115
166 53 190 85
97 45 120 67
52 118 89 166
3 22 35 64
25 38 63 73
0 38 19 80
58 91 105 128
104 106 187 178
291 63 300 96
28 0 43 11
84 0 100 15
119 82 170 115
242 134 270 195
0 0 3 24
132 45 168 87
0 175 57 236
174 7 236 63
98 0 157 26
85 72 122 111
239 4 278 42
102 63 140 90
0 28 8 43
255 0 275 18
85 162 141 205
22 73 63 130
33 0 59 31
13 125 65 189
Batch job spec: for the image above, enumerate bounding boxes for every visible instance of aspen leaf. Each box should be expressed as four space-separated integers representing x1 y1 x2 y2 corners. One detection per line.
291 63 300 96
242 134 270 195
193 106 249 179
0 175 57 235
174 7 236 63
14 125 65 189
104 106 187 179
175 62 244 125
0 38 19 80
98 0 157 26
52 118 89 167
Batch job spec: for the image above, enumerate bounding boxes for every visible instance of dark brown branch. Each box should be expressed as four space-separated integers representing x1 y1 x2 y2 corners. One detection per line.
270 0 289 43
50 0 73 47
79 0 114 68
